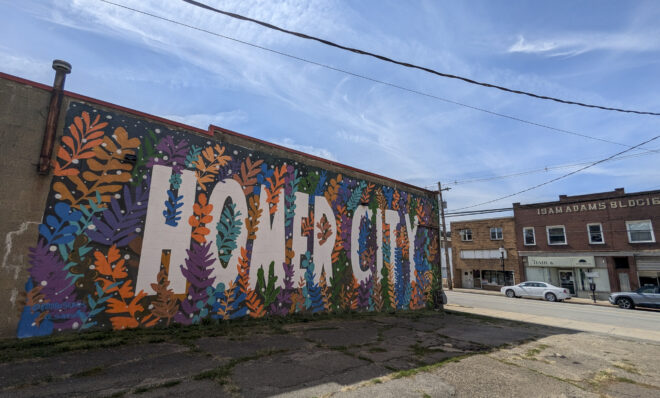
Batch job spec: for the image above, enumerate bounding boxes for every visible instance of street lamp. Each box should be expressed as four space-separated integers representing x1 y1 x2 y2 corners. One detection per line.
499 246 505 286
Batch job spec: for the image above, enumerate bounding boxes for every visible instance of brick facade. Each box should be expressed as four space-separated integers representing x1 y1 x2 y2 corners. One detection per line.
450 217 520 290
513 188 660 298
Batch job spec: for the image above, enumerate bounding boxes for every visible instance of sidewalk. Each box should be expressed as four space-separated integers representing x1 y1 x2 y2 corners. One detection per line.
449 288 612 307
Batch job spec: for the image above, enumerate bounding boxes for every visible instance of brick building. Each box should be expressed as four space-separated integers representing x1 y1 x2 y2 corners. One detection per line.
513 188 660 300
450 217 520 290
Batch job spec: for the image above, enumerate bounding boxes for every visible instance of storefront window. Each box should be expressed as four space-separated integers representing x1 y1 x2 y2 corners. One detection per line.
481 270 514 286
547 226 567 245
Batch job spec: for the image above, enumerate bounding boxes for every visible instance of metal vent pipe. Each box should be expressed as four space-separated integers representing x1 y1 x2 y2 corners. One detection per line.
37 59 71 175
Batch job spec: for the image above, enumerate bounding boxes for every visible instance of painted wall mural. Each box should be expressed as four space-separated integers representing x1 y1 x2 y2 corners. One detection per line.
17 101 439 338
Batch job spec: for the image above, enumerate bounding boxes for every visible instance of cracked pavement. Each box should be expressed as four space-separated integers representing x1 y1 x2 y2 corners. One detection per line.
0 310 658 397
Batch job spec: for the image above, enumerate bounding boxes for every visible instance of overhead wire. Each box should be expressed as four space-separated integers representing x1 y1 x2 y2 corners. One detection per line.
447 134 660 212
99 0 658 154
441 148 660 186
181 0 660 116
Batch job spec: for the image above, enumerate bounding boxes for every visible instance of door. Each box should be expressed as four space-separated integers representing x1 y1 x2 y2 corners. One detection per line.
518 282 535 297
559 270 576 295
619 273 631 292
462 270 474 289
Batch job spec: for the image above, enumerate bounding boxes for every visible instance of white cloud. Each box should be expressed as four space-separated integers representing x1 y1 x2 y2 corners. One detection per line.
161 110 249 130
271 138 337 161
508 31 660 57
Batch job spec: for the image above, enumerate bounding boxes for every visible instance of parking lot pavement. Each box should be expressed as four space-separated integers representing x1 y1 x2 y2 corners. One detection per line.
445 290 660 343
1 310 658 397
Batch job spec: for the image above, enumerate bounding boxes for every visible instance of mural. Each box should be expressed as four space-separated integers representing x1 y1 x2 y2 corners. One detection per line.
17 102 439 337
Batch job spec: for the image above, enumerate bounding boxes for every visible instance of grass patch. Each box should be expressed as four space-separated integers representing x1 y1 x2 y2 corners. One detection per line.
612 362 640 375
410 343 445 357
194 348 288 385
390 354 472 379
523 344 550 359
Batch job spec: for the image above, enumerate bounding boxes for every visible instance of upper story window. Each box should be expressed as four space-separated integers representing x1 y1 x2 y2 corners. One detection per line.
587 223 604 244
490 227 503 240
626 220 655 243
546 226 567 245
523 227 535 246
460 229 473 241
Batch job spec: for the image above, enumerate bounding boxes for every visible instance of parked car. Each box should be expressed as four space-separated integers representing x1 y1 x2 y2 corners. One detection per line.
500 281 572 302
608 286 660 309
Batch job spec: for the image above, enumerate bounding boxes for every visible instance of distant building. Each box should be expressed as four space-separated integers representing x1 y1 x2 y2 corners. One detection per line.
450 217 520 290
513 188 660 299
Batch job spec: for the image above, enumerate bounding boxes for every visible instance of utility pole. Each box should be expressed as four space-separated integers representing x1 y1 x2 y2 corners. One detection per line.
437 182 453 291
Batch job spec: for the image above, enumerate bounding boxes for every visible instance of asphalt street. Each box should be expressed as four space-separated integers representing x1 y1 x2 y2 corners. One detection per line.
445 290 660 341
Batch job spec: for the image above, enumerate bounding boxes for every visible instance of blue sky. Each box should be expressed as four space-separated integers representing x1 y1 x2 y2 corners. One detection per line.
2 0 660 219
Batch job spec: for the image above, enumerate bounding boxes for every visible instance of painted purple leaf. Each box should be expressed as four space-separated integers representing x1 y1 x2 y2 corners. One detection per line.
147 136 189 173
88 182 149 247
175 241 216 325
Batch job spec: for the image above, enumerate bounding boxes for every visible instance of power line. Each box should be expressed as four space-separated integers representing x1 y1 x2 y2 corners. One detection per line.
182 0 660 117
444 148 660 186
99 0 655 153
448 134 660 212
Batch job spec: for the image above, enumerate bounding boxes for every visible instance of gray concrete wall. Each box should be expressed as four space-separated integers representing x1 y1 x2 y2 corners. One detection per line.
0 77 57 337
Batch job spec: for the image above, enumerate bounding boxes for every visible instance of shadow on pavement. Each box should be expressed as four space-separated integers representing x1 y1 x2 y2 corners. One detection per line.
0 310 580 397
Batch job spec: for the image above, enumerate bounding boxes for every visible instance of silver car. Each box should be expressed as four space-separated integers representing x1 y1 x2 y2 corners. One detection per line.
609 286 660 309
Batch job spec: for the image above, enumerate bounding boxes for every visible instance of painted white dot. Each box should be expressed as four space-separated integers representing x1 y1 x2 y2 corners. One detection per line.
148 304 154 310
158 151 163 154
72 159 79 164
163 156 169 161
188 295 192 300
207 141 211 145
55 194 62 199
135 228 141 232
31 322 36 327
228 170 232 175
49 245 57 252
129 178 133 182
101 143 107 147
155 129 161 133
233 150 238 155
115 194 121 199
189 313 194 318
143 175 147 179
120 210 125 214
124 254 130 260
112 135 117 140
116 149 122 154
137 202 142 206
89 265 95 270
106 115 112 119
116 171 122 175
40 280 47 286
172 161 177 166
73 322 79 329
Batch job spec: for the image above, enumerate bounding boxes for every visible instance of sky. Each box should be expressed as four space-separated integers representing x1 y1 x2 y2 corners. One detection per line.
2 0 660 223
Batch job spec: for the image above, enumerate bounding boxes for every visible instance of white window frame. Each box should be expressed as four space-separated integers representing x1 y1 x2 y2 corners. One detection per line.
523 227 535 246
460 229 473 242
490 227 503 240
625 220 655 243
546 225 567 245
587 223 604 244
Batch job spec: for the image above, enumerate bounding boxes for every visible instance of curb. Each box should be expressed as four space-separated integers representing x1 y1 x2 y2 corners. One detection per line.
447 288 612 307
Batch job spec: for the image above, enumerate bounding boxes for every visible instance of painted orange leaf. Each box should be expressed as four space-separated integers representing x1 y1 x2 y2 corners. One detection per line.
301 210 314 237
53 111 107 176
360 183 375 204
110 317 139 330
265 164 286 215
233 157 263 195
246 195 261 240
316 214 332 245
193 144 231 191
324 174 342 204
189 193 213 243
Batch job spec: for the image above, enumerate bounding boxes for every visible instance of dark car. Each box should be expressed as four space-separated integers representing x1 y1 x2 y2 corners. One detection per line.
608 286 660 309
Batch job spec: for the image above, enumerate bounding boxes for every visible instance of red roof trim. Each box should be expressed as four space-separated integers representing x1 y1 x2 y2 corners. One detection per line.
1 72 432 194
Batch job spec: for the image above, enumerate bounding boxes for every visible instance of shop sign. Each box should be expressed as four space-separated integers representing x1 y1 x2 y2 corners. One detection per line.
528 256 595 268
535 196 660 215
